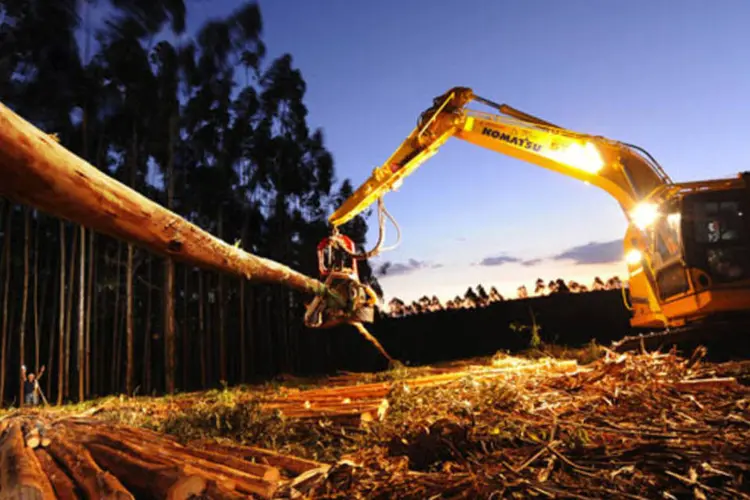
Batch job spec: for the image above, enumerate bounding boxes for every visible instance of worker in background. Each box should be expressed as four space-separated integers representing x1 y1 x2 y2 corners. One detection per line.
21 364 45 406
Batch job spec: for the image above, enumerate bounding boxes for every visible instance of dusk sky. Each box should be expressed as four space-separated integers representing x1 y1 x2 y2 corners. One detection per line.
93 0 750 303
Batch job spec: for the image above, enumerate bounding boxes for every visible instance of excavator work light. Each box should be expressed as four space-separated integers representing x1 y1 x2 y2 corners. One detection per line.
625 249 642 266
544 142 604 174
631 202 659 230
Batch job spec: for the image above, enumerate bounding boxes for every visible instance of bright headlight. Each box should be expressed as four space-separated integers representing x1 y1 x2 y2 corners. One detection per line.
545 142 604 174
631 202 659 230
625 249 642 265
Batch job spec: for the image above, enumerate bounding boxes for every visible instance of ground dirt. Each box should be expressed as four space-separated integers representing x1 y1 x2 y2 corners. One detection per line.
2 343 750 499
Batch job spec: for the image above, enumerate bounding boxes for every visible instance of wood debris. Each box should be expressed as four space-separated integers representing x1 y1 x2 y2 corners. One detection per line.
4 348 747 498
276 348 750 499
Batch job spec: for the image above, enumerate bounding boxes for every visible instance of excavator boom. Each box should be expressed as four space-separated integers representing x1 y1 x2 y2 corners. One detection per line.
330 87 671 227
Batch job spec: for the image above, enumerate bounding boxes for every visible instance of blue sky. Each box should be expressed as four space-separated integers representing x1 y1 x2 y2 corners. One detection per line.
92 0 750 302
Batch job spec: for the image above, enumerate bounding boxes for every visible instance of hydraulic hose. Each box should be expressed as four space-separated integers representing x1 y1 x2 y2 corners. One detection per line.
334 197 401 260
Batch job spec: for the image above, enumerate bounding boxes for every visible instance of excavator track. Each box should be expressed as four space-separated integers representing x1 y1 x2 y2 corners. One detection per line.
611 316 750 360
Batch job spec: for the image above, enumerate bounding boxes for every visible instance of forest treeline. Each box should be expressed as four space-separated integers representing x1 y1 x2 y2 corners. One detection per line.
384 275 623 317
0 0 382 406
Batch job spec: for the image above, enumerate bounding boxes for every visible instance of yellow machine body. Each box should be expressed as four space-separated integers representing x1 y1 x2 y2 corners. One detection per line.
326 87 750 332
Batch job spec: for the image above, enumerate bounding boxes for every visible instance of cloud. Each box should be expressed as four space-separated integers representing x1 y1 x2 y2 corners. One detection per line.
552 239 623 265
479 255 521 267
478 254 543 267
377 259 442 277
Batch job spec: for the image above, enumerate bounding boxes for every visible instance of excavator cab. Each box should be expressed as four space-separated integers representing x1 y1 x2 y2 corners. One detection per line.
626 175 750 332
304 232 378 329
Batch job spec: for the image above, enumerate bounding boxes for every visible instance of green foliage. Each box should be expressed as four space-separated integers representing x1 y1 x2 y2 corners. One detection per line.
509 307 542 349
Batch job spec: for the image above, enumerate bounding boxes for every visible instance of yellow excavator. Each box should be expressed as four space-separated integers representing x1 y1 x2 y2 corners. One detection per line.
305 87 750 351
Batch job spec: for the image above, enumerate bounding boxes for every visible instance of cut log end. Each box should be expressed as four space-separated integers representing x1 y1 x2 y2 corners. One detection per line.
166 475 208 500
25 433 41 449
203 480 249 500
0 424 57 499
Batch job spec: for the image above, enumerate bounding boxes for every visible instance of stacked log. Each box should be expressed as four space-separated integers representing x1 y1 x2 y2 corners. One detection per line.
0 415 328 499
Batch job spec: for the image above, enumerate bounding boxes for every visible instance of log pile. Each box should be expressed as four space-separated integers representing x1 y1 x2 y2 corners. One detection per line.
0 414 328 499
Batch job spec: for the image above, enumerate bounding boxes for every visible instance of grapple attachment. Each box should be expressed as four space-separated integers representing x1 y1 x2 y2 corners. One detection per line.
304 233 378 329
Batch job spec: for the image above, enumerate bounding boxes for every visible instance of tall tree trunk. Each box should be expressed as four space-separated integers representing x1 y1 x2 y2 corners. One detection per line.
56 220 66 405
246 287 255 379
18 207 30 406
85 231 95 397
205 273 213 384
125 127 137 396
0 204 12 405
198 270 206 388
238 217 249 382
64 225 77 399
163 113 176 394
111 242 121 394
266 292 273 376
239 278 245 382
46 259 57 401
181 266 189 390
38 225 50 375
77 226 85 401
163 258 175 393
143 257 152 394
94 249 105 397
33 211 40 373
126 241 134 395
116 305 125 390
217 209 226 383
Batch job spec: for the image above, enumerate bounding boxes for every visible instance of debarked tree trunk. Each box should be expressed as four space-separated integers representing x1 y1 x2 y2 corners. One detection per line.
0 101 338 302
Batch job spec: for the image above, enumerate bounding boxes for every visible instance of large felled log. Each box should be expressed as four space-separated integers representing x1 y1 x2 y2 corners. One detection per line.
85 432 278 498
0 101 340 302
34 448 79 500
0 423 57 499
46 430 134 499
86 443 207 500
195 440 327 476
84 424 280 482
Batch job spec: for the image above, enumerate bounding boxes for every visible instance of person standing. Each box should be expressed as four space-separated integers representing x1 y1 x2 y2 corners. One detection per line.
21 364 45 406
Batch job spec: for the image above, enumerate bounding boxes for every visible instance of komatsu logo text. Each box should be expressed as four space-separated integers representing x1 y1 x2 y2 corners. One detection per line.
482 127 542 152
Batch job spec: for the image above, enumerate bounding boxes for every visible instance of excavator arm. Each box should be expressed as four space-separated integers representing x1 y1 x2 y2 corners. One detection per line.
329 87 672 228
